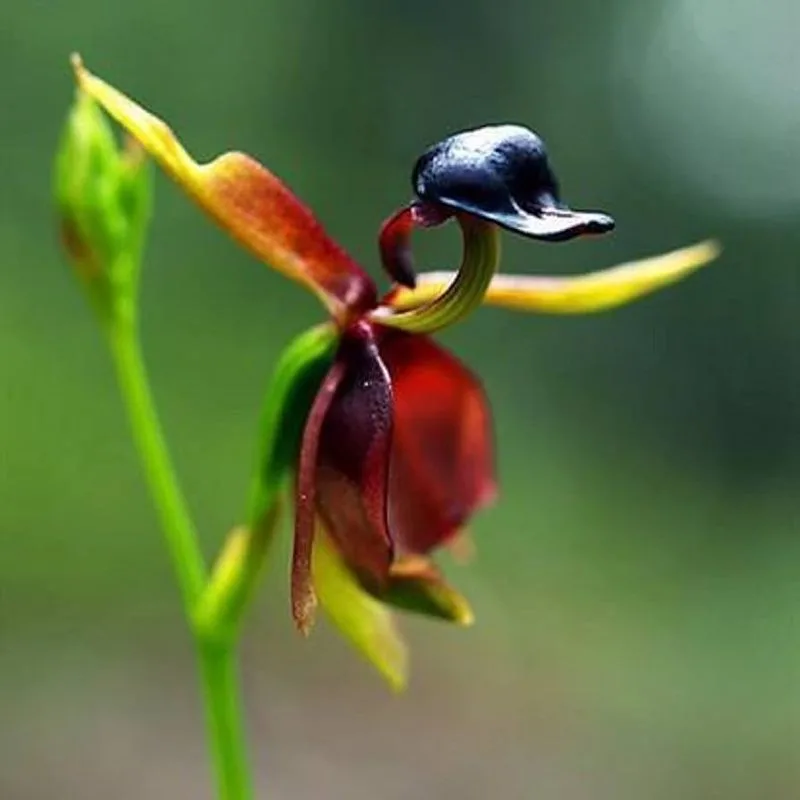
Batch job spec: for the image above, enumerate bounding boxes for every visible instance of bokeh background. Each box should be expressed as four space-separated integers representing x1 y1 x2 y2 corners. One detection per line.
3 0 800 797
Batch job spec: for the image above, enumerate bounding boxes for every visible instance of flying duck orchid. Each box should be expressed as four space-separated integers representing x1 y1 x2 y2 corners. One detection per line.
69 57 718 683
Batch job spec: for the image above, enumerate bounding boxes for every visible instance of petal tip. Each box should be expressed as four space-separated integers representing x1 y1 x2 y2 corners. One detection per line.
647 238 722 284
457 606 476 627
443 587 475 626
385 668 409 694
696 239 723 262
292 586 318 636
70 52 88 86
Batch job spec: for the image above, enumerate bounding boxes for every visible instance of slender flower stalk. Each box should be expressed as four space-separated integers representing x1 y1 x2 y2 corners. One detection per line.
55 55 721 800
55 81 254 799
108 316 252 800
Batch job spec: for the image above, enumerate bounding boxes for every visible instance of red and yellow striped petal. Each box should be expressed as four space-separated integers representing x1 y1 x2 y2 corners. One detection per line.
386 241 720 315
72 55 377 316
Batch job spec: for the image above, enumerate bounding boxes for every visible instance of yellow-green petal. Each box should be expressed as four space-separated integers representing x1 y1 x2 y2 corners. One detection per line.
313 532 408 691
387 240 721 315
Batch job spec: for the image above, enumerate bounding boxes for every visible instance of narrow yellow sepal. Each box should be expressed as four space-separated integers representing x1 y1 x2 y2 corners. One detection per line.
313 532 409 691
388 240 721 315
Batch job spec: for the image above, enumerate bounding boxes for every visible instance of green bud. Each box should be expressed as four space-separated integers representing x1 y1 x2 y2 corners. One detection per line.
54 87 152 321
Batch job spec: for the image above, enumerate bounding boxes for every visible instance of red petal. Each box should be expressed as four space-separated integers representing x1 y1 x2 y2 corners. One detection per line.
380 332 496 554
292 359 347 633
378 206 417 289
203 153 378 314
315 324 395 588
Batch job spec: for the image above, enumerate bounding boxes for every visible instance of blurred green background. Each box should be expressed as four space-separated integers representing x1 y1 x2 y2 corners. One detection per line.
3 0 800 797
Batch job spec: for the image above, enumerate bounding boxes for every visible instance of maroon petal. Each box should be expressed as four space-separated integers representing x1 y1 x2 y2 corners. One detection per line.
377 202 452 289
380 332 496 555
315 323 395 590
293 358 347 633
378 206 417 289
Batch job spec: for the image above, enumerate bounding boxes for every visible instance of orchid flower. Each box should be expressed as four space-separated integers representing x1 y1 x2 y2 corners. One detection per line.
70 56 719 683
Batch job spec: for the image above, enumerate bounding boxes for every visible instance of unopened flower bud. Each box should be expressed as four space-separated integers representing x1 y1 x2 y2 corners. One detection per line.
54 68 152 320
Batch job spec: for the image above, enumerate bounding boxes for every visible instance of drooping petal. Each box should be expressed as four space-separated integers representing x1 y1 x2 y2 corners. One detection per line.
72 55 377 316
379 332 496 555
377 202 453 289
315 324 395 590
313 530 408 691
378 206 418 289
293 358 347 634
385 241 720 315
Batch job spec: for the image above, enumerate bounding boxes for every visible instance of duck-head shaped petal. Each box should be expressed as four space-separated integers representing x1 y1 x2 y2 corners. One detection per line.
412 124 614 242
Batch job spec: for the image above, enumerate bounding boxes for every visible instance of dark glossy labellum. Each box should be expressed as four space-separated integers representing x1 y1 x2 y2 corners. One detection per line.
411 124 615 242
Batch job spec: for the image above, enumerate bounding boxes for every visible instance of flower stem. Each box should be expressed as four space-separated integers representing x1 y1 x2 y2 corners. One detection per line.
198 642 254 800
107 321 206 606
106 315 253 800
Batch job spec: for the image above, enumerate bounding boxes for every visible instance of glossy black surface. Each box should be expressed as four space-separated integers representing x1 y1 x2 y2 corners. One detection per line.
412 125 614 241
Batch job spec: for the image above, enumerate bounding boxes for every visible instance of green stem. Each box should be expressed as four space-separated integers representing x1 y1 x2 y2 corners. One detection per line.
107 321 206 607
199 642 254 800
107 316 253 800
